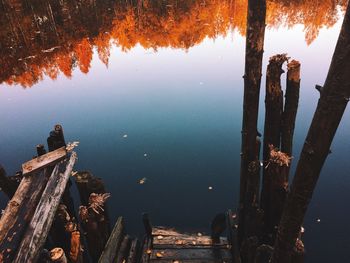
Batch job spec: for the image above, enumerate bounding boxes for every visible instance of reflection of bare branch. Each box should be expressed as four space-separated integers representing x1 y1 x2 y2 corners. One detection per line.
88 193 111 214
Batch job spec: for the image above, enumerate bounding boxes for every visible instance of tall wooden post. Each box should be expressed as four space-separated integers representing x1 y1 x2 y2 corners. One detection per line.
281 60 301 157
272 3 350 262
260 54 288 240
239 0 266 244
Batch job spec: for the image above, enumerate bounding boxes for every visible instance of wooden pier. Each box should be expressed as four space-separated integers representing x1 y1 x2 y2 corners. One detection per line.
0 125 241 263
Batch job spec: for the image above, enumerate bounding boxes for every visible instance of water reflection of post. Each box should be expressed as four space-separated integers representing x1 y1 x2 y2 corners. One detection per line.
238 0 266 245
272 2 350 262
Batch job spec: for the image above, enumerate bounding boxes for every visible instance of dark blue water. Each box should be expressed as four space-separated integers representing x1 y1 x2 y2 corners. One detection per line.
1 24 350 263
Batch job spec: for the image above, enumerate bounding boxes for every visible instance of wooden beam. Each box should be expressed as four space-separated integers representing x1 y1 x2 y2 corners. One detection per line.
13 152 77 263
239 0 267 244
22 146 67 176
0 169 51 262
98 217 124 263
272 2 350 262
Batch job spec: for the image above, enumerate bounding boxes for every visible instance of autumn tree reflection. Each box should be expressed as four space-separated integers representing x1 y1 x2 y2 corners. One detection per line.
0 0 347 87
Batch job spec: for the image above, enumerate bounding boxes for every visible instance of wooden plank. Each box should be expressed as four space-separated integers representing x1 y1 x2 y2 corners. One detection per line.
98 217 124 263
153 244 230 250
13 152 77 263
22 146 67 175
153 235 228 246
152 260 231 263
152 227 180 236
0 169 51 262
150 248 232 261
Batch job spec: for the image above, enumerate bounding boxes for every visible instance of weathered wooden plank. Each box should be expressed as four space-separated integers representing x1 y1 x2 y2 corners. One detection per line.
153 235 228 246
153 244 230 250
150 248 232 261
13 153 77 263
0 169 51 262
22 146 67 175
98 217 124 263
152 227 186 237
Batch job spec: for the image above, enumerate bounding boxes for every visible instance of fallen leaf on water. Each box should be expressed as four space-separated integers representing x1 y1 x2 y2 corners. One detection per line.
139 177 147 184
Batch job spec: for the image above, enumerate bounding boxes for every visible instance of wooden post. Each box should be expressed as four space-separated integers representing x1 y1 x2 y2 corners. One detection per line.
142 213 152 237
36 144 47 156
47 124 66 152
260 54 288 239
263 146 291 240
74 171 108 206
262 54 288 161
281 60 301 157
13 153 77 263
79 193 111 262
211 213 226 244
98 217 125 263
239 0 266 243
272 3 350 262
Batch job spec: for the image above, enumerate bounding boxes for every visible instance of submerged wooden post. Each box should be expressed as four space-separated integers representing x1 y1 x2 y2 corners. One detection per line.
260 54 288 239
79 192 111 261
272 3 350 262
239 0 267 243
75 171 108 206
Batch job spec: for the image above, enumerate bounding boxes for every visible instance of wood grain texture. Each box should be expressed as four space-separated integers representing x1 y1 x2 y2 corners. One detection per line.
22 146 67 175
14 152 77 263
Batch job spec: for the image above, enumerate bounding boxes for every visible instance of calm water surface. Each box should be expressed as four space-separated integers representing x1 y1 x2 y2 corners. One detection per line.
0 1 350 262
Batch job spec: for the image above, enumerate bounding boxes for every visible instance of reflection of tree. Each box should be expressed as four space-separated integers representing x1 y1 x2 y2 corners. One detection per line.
0 0 347 87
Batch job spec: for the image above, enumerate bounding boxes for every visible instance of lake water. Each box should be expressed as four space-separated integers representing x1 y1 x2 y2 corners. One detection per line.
0 1 349 262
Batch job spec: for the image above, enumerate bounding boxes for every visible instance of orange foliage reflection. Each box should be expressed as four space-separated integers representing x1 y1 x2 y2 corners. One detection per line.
0 0 347 87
